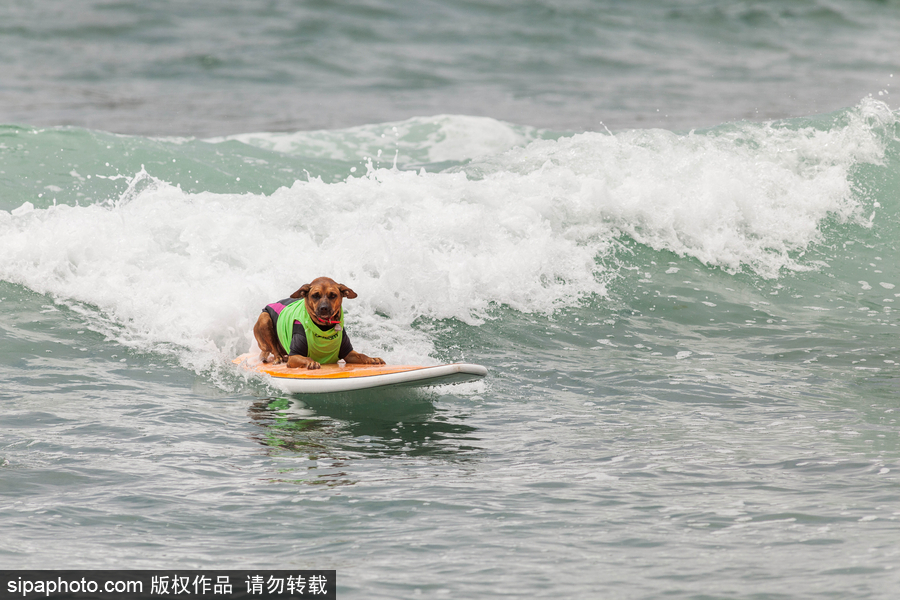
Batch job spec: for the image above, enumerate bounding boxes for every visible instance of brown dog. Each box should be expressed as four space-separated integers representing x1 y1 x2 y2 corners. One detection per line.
254 277 385 370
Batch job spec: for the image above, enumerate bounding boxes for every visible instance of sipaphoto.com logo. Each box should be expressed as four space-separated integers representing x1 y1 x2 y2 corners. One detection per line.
6 575 141 597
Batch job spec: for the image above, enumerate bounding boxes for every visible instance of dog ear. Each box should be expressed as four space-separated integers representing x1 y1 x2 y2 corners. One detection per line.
338 284 358 299
290 283 312 299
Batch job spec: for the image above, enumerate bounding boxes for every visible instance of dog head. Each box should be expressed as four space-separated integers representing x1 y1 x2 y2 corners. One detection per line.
290 277 358 325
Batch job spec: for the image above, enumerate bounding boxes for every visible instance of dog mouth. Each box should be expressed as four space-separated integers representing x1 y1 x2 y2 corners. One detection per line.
314 305 339 324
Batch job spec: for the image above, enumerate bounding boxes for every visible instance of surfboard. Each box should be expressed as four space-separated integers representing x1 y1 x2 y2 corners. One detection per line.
232 353 487 394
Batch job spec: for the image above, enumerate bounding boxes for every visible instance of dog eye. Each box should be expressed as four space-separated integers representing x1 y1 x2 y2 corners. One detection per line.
310 293 320 300
328 293 337 299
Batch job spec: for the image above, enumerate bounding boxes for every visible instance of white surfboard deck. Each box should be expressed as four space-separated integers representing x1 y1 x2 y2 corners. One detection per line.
233 353 487 394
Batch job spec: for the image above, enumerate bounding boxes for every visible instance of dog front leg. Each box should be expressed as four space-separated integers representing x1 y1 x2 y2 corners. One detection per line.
344 351 385 365
287 355 321 370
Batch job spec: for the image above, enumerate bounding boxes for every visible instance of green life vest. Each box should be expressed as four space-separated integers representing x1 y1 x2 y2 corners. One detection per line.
276 300 344 364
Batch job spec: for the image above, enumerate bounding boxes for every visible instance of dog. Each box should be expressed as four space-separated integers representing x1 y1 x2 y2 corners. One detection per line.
254 277 385 370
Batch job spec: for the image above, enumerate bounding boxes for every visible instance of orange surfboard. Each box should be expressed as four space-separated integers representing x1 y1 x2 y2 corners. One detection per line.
233 353 487 394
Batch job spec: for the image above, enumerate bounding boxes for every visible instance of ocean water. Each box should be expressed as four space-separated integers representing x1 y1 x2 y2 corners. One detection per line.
2 1 900 598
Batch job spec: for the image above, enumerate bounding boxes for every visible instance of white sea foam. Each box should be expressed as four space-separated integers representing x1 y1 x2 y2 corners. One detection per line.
0 100 893 375
465 98 894 278
0 163 610 372
218 114 548 166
